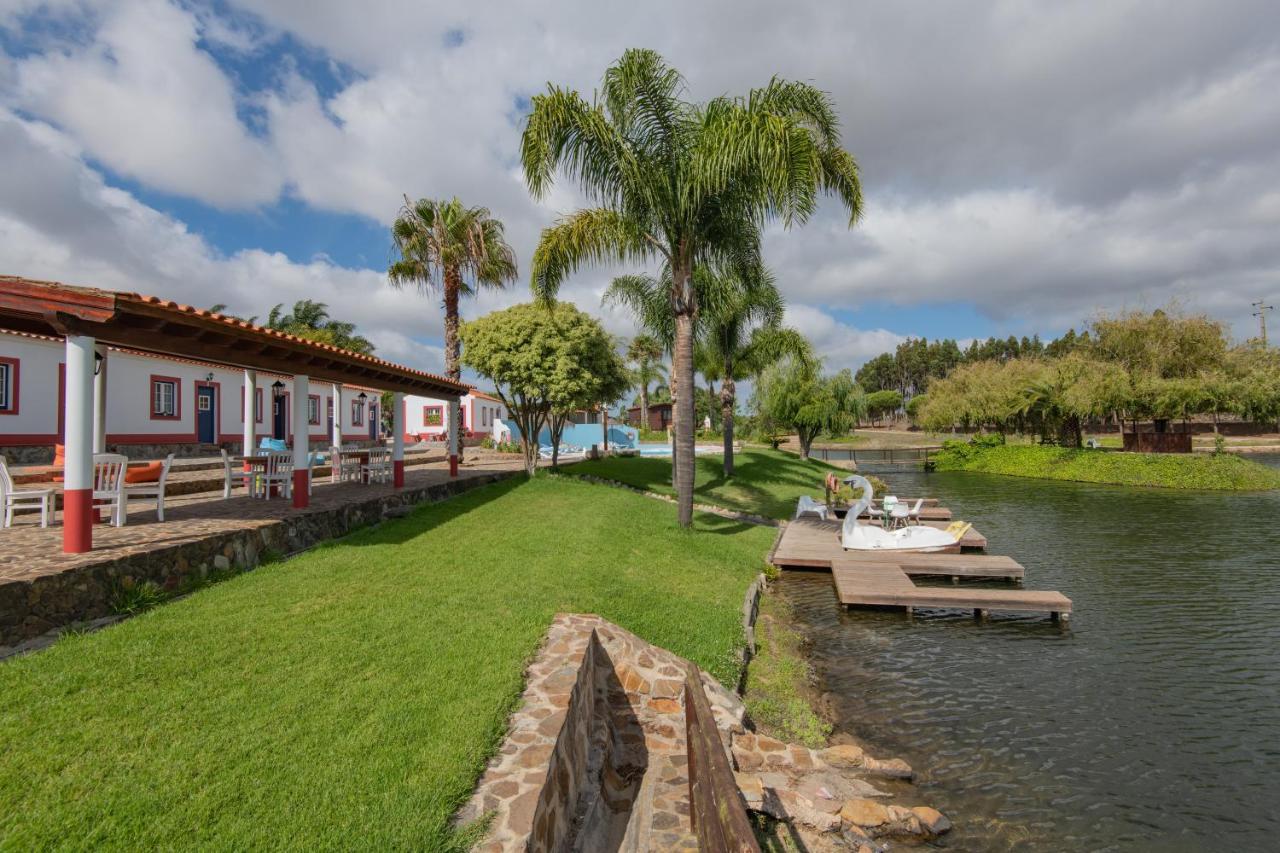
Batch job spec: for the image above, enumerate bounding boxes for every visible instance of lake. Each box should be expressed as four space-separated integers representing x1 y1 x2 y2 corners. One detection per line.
777 455 1280 851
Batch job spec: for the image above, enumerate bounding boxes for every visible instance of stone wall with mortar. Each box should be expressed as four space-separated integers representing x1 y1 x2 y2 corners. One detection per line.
459 613 953 853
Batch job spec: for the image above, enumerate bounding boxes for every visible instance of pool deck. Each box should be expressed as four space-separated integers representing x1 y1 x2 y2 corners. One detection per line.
772 517 1072 621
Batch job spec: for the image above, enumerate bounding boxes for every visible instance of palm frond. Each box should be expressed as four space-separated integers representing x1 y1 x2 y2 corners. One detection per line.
532 209 655 302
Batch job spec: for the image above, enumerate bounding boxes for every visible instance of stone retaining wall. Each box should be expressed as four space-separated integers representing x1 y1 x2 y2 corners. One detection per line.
0 470 518 648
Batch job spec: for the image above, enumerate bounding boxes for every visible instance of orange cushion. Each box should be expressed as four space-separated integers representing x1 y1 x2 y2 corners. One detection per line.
125 462 164 484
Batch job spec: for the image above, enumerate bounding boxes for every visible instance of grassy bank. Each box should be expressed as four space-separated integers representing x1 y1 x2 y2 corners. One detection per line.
741 592 831 748
0 476 772 849
932 441 1280 490
571 447 841 520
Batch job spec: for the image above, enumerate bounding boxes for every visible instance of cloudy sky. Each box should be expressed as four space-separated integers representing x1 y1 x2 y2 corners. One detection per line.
2 0 1278 380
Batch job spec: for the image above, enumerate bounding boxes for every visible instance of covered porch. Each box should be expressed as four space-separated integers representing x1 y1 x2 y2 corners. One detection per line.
0 276 470 554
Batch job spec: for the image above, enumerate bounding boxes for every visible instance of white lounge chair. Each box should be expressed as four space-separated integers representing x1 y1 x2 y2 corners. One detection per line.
0 456 55 528
92 453 129 527
794 495 829 520
124 454 175 521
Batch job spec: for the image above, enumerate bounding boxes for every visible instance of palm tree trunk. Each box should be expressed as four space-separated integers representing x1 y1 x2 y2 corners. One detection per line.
721 375 736 477
443 266 463 382
669 368 678 488
641 385 650 433
673 312 696 527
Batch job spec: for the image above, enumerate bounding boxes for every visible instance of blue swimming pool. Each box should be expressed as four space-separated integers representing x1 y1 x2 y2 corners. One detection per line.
635 444 718 456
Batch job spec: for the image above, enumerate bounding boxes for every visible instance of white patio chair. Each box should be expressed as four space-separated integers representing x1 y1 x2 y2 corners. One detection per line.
256 451 294 500
1 456 55 528
220 448 237 499
92 453 129 527
794 495 829 521
360 447 393 484
332 446 360 484
124 454 175 521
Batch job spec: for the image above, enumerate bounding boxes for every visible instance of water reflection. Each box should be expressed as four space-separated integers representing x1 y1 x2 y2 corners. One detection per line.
778 455 1280 852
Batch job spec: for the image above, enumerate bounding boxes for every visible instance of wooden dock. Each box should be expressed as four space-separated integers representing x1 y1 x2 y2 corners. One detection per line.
768 512 988 558
772 518 1071 621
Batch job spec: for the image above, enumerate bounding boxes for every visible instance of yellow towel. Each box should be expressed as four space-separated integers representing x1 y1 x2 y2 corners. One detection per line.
944 521 973 540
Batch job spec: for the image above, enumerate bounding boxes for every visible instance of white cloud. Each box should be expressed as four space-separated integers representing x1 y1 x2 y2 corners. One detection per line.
783 304 905 371
9 0 280 207
3 0 1280 364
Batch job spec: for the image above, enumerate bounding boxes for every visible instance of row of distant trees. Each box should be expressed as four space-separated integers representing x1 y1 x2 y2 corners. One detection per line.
855 330 1091 402
912 309 1280 446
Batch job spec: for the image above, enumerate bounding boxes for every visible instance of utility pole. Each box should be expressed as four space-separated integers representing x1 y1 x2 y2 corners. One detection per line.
1253 300 1274 347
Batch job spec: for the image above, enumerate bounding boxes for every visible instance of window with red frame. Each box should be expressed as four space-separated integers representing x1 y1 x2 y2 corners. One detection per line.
307 394 321 425
423 405 443 427
240 387 265 423
351 399 364 426
150 376 180 419
0 357 16 414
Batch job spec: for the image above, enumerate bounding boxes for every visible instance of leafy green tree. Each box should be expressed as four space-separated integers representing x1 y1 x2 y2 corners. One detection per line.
521 48 863 527
262 299 376 354
753 358 864 458
389 196 518 381
864 389 904 426
625 335 667 431
461 302 627 475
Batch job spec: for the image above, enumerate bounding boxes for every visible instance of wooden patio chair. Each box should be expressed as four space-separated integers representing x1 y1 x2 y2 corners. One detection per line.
360 447 392 484
92 453 129 527
256 451 293 500
0 456 55 528
123 454 176 521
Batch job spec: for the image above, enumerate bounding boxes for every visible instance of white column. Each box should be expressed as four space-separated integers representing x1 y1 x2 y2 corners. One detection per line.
392 391 405 487
292 374 309 507
331 382 343 448
92 345 107 453
63 335 96 553
448 397 460 477
242 369 257 454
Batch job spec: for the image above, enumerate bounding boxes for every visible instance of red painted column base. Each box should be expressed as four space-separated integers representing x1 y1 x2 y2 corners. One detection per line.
63 488 93 553
393 459 405 488
449 454 459 478
292 469 309 508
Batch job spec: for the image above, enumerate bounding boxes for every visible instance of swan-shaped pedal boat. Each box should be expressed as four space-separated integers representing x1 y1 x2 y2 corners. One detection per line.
795 474 971 552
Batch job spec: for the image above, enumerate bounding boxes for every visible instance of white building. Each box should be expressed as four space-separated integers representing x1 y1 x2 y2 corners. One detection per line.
0 329 383 463
401 389 508 442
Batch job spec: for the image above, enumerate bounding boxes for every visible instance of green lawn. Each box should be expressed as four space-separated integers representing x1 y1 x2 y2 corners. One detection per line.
0 476 773 850
571 448 840 520
932 443 1280 490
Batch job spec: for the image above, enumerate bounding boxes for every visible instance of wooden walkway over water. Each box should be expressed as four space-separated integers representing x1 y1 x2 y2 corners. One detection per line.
772 517 1072 621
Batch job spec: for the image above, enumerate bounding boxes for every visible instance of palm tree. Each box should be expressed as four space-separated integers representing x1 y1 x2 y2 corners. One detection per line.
263 299 376 354
522 49 863 526
697 269 813 476
388 196 518 381
626 335 667 431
